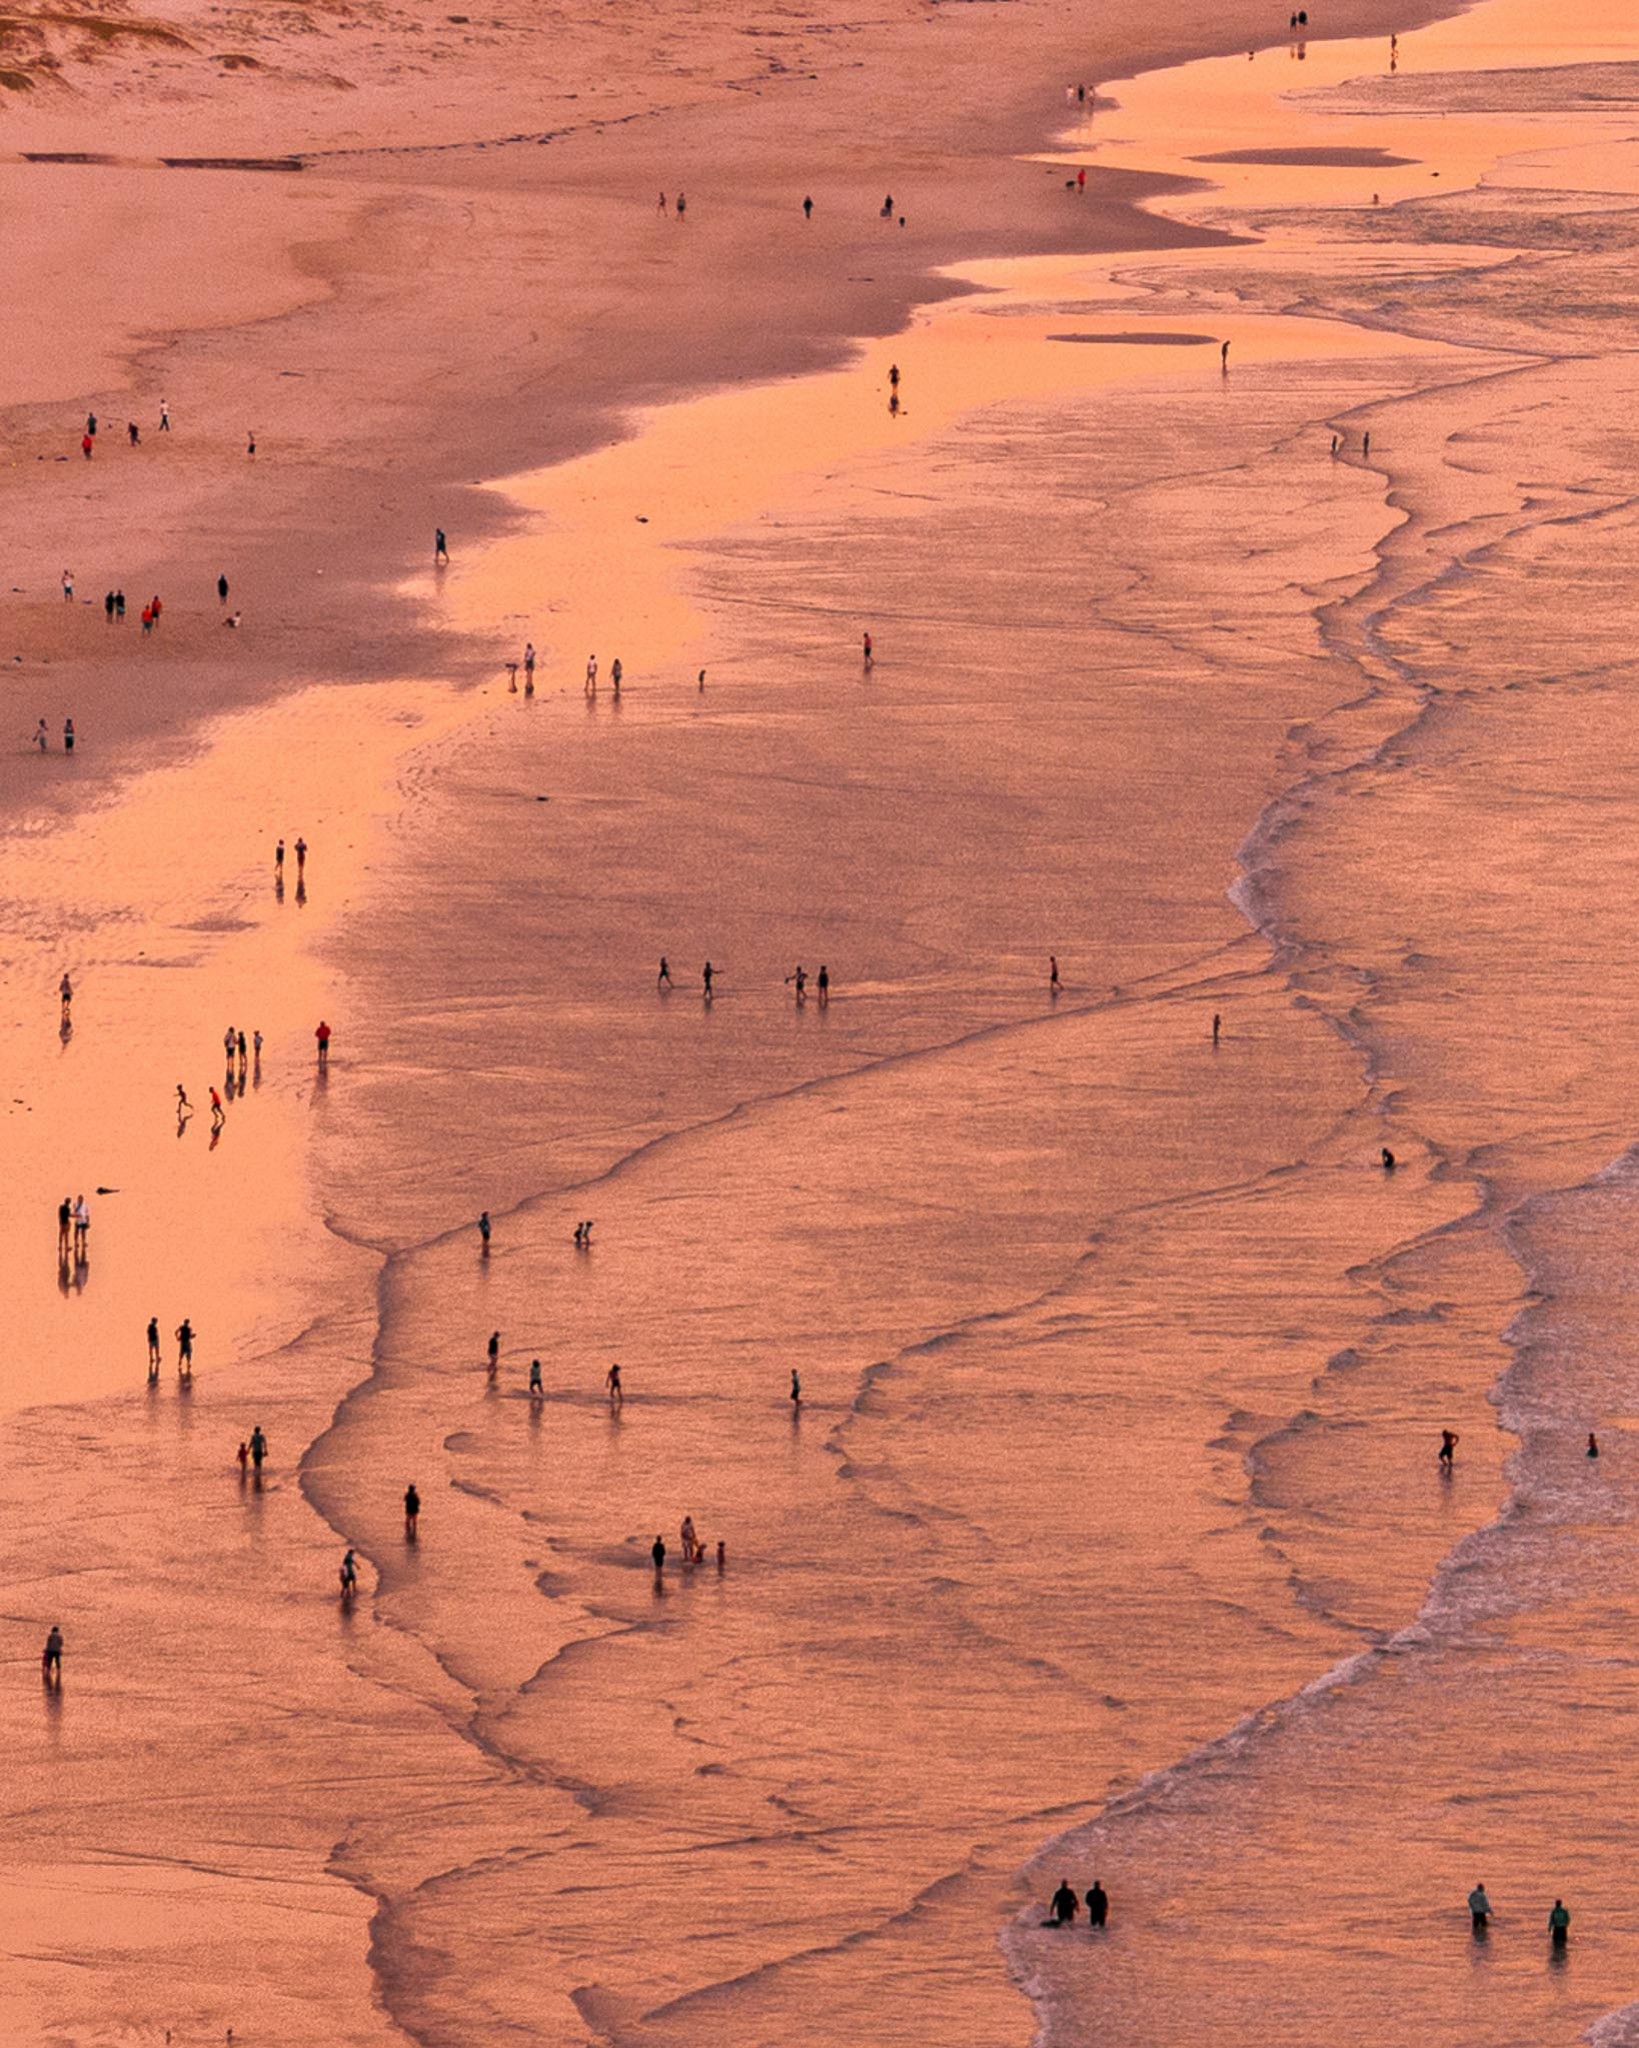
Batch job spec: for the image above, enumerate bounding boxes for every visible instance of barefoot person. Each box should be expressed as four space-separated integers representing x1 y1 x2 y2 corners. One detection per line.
404 1482 421 1538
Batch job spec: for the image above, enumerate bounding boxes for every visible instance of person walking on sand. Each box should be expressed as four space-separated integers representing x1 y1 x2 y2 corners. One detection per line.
606 1363 624 1408
1589 1431 1600 1458
1221 339 1230 371
176 1317 195 1374
675 192 686 219
1469 1883 1491 1933
1550 1899 1571 1949
64 717 75 754
247 430 257 457
487 1330 501 1380
1086 1880 1109 1928
786 964 807 1001
41 1626 63 1684
611 656 623 694
147 1316 161 1372
585 653 598 694
176 1083 192 1121
210 1086 225 1131
81 432 93 460
1439 1428 1458 1469
889 364 900 390
128 420 140 446
295 836 307 874
1049 955 1060 994
524 642 535 685
339 1549 358 1597
62 569 74 604
59 972 73 1020
1048 1880 1079 1927
275 838 285 878
529 1359 543 1399
249 1424 268 1472
657 190 668 212
104 590 115 621
435 528 449 565
404 1482 421 1538
817 964 829 1004
315 1019 331 1066
803 195 813 219
651 1534 666 1572
702 960 714 998
159 399 170 432
658 957 672 989
478 1210 491 1252
862 631 873 669
791 1368 801 1407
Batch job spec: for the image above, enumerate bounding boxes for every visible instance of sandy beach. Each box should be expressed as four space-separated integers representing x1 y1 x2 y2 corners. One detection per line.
7 0 1639 2039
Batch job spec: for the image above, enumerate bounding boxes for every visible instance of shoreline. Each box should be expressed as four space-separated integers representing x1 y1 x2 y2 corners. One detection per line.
1 0 1604 2038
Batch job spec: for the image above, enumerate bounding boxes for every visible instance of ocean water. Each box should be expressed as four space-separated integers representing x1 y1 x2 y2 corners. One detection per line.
5 0 1639 2041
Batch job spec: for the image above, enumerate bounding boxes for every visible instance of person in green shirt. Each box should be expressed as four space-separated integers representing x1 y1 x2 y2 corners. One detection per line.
1549 1900 1570 1948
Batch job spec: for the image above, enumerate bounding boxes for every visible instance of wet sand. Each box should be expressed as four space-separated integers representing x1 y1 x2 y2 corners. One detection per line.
6 0 1639 2039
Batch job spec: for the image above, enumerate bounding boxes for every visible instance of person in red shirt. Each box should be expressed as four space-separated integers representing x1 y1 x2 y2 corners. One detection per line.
81 433 93 459
315 1019 331 1065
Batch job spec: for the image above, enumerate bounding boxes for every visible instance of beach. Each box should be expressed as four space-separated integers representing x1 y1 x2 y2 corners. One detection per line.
5 0 1639 2039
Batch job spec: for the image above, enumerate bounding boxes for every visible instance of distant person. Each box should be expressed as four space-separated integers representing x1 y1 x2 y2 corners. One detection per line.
295 836 307 872
888 364 900 389
529 1359 543 1398
1048 1880 1079 1926
128 420 140 445
247 430 256 457
81 432 93 460
611 657 623 693
210 1086 225 1131
681 1514 699 1562
524 641 536 684
63 717 75 754
176 1318 195 1373
1382 1147 1396 1170
218 574 229 603
652 1534 666 1571
59 972 73 1019
237 1439 250 1476
73 1194 89 1258
57 1195 71 1258
1212 1011 1221 1044
716 1538 726 1569
658 957 672 988
435 528 449 564
404 1483 421 1537
176 1084 192 1120
249 1425 268 1471
1085 1881 1108 1927
34 718 49 752
791 1368 801 1406
1363 431 1371 457
675 192 686 218
817 965 829 1004
104 590 115 620
862 631 873 669
275 838 285 876
1049 955 1060 993
1549 1899 1570 1949
585 653 598 693
315 1019 331 1066
1469 1883 1491 1932
479 1210 491 1251
147 1316 161 1370
1439 1428 1458 1469
786 964 807 1000
702 960 714 997
606 1363 624 1407
881 193 893 217
339 1549 358 1596
1221 340 1230 369
487 1330 501 1380
41 1626 63 1682
803 195 813 218
1588 1432 1600 1458
159 400 170 432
